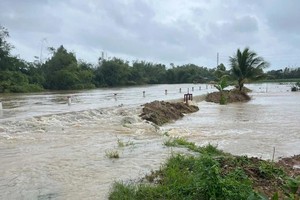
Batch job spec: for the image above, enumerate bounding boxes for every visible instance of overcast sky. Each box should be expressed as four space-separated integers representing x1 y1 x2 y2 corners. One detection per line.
1 0 300 70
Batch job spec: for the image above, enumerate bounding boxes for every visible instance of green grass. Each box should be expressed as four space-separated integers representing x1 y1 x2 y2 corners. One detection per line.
109 138 299 199
164 137 224 156
164 137 197 150
109 153 255 200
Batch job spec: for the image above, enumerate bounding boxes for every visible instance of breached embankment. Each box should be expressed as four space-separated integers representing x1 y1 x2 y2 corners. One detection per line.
140 101 199 126
205 89 251 104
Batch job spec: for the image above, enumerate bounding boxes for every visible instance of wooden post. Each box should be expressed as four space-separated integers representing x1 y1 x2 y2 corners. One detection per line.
143 91 145 97
67 96 71 106
184 93 193 104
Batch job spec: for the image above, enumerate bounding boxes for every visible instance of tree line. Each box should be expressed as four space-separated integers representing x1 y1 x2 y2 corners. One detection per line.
266 68 300 80
0 26 299 93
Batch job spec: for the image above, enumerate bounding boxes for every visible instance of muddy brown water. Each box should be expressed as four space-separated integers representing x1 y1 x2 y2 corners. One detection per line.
0 83 299 199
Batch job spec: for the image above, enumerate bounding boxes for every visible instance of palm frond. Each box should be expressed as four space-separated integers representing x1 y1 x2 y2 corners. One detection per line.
229 47 269 89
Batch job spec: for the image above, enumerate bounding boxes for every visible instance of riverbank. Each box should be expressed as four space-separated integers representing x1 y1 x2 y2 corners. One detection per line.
109 138 300 199
205 88 251 104
108 99 300 199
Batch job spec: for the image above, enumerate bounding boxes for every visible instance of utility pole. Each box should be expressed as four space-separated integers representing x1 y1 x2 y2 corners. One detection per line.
98 51 106 66
39 38 47 64
217 52 219 67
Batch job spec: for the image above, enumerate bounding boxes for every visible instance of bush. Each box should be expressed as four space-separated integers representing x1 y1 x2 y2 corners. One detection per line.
7 84 44 93
291 86 298 92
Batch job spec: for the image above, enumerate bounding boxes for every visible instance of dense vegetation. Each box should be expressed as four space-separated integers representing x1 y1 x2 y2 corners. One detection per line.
109 138 300 200
1 26 300 93
266 68 300 80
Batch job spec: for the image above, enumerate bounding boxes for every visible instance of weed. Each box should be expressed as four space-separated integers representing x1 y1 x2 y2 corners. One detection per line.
105 150 120 159
109 142 297 199
117 138 134 147
109 153 253 199
258 161 285 179
109 182 136 200
163 132 169 137
164 137 198 152
164 138 224 156
283 176 300 200
198 143 224 156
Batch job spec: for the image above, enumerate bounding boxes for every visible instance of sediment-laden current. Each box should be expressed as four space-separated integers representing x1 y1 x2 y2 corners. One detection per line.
0 83 299 199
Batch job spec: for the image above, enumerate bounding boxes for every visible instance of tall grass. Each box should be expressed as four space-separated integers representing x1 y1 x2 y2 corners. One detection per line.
109 138 296 199
109 152 254 200
109 140 256 200
164 137 224 155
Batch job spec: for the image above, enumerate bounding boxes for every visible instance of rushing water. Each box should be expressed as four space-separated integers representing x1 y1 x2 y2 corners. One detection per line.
163 83 300 160
0 83 299 199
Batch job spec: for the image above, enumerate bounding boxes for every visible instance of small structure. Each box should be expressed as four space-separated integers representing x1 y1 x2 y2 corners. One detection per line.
184 93 193 104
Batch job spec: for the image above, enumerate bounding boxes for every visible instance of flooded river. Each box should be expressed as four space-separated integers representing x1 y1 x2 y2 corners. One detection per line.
0 83 299 199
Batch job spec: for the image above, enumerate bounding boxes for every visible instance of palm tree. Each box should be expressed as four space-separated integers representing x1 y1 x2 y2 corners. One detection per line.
229 47 269 91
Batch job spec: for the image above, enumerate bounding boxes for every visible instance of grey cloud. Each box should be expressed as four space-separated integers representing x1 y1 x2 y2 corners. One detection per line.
232 16 258 33
263 1 300 33
0 0 61 34
63 0 207 62
206 15 259 47
1 0 299 69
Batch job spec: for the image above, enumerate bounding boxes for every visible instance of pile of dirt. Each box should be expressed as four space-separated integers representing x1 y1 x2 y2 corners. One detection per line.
140 101 199 125
278 155 300 177
219 155 300 197
206 89 251 104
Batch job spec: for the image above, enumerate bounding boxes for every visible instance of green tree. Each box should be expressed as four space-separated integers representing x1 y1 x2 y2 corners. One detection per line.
76 61 95 89
42 45 89 90
0 26 44 92
229 47 269 91
95 58 130 87
144 63 166 84
0 26 13 71
214 63 229 80
129 61 149 85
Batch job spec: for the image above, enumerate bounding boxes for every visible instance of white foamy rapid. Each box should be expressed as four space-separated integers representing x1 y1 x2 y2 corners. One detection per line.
0 83 299 199
0 84 214 199
0 105 172 199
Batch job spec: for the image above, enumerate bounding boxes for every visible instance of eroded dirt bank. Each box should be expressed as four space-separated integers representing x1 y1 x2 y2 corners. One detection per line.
206 89 251 103
140 101 199 125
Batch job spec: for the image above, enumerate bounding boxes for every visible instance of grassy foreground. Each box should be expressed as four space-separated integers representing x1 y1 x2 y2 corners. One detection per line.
109 138 300 200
